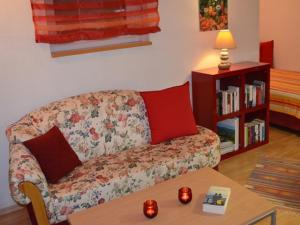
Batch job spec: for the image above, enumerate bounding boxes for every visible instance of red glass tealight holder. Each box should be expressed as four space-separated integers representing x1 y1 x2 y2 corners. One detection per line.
178 187 192 204
143 200 158 219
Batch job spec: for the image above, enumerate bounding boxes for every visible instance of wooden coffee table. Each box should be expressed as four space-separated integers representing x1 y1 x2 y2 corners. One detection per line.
68 168 276 225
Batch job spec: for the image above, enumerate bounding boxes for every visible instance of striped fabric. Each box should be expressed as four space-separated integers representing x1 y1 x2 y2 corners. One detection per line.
246 157 300 210
270 69 300 119
30 0 160 43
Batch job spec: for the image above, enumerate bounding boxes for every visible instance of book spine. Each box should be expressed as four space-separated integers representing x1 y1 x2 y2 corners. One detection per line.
253 86 256 107
244 119 266 147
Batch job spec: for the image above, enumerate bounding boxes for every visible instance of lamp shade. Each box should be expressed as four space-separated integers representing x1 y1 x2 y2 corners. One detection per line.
215 30 236 49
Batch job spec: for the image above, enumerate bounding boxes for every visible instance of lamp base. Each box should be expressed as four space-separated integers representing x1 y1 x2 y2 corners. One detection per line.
218 49 231 70
218 62 231 70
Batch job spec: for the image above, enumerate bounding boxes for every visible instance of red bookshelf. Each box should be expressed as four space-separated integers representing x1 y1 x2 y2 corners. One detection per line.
192 62 270 160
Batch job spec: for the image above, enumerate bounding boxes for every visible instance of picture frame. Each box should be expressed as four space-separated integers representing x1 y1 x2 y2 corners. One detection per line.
199 0 228 32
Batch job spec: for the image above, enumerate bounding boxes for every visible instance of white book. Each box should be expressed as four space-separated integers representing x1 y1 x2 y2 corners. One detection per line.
220 141 234 149
220 141 235 155
254 119 265 141
255 123 259 143
231 92 233 113
222 91 226 115
203 186 231 215
217 118 239 151
224 91 228 115
228 86 240 112
221 146 235 155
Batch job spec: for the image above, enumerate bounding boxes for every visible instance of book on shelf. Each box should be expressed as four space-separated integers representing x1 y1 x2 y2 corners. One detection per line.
220 141 235 154
244 119 265 147
203 186 231 215
217 118 239 154
216 84 240 116
245 80 265 108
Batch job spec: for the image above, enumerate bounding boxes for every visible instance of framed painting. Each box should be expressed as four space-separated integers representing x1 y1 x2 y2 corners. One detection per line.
199 0 228 31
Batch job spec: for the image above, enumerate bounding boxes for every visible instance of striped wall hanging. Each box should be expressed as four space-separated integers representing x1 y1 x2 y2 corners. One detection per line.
30 0 161 44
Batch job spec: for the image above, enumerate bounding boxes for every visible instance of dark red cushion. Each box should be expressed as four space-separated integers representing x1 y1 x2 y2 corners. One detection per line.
260 40 274 67
23 126 82 183
140 82 198 144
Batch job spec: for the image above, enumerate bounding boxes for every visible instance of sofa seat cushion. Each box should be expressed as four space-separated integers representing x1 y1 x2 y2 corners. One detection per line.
47 126 220 223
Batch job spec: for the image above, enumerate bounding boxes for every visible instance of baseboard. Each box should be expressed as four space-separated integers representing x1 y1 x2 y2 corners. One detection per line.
0 204 22 216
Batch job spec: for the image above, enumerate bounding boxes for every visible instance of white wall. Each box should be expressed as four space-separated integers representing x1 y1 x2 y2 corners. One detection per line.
260 0 300 71
0 0 259 209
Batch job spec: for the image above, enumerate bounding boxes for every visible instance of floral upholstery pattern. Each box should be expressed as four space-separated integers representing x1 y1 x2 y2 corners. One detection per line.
8 143 54 216
6 90 220 224
49 126 219 223
6 90 151 162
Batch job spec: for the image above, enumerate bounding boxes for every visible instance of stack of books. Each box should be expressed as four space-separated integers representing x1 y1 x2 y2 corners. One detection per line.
217 118 239 155
245 80 266 108
244 119 265 147
203 186 231 215
216 86 240 116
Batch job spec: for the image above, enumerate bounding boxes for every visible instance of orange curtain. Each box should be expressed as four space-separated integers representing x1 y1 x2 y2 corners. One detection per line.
30 0 160 43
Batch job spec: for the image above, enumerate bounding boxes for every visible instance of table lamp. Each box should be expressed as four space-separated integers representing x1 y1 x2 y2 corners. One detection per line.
215 30 236 70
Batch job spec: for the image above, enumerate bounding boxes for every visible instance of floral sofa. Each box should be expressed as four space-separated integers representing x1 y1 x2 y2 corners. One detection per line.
6 90 220 225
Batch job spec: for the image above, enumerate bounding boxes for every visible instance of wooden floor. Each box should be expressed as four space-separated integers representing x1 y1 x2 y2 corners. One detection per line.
0 126 299 225
219 126 300 225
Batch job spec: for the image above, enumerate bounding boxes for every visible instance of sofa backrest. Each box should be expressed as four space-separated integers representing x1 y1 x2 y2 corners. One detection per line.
6 90 151 162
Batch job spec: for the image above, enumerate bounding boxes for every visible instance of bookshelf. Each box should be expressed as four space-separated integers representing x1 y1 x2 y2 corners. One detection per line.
192 62 270 160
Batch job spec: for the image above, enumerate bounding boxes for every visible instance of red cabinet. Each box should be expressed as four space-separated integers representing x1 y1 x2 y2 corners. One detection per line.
192 62 270 160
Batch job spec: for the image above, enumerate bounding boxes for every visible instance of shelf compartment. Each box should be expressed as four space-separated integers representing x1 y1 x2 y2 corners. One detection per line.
245 108 267 122
244 71 268 109
244 110 267 148
245 70 268 83
216 77 241 117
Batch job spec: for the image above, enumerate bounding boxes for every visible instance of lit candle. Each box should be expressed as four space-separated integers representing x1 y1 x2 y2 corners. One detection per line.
178 187 192 204
143 200 158 218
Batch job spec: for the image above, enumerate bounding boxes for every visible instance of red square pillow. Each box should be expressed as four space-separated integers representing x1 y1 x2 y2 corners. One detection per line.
260 40 274 67
140 82 198 144
23 126 82 183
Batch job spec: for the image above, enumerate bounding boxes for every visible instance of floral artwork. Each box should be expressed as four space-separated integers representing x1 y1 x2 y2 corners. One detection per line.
199 0 228 31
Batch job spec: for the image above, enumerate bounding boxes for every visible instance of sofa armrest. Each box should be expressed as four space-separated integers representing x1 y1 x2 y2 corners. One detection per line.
9 143 51 206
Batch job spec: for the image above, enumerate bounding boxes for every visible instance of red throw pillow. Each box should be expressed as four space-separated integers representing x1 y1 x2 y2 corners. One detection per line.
140 82 198 144
23 126 82 183
260 40 274 67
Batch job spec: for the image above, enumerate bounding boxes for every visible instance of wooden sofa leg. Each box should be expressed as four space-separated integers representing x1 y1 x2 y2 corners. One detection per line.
19 182 50 225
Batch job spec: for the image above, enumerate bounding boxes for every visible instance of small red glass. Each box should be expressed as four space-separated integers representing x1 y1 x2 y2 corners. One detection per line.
178 187 192 204
143 200 158 219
